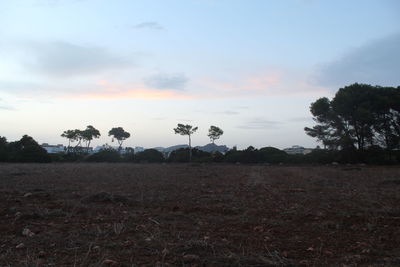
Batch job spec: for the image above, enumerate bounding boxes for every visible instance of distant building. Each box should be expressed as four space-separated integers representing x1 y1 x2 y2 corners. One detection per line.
41 143 65 153
283 145 313 155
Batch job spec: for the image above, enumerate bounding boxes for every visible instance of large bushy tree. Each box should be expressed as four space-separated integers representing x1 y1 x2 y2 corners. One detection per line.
108 127 131 151
305 83 400 151
8 135 51 162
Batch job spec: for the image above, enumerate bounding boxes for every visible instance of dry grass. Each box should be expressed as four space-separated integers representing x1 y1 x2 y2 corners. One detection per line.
0 163 399 266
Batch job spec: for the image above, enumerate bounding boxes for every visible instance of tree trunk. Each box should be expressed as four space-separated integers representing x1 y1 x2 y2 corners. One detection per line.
189 134 192 162
118 140 123 154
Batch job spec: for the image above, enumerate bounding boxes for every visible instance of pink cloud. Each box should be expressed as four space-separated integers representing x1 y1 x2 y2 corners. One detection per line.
65 80 192 100
195 69 328 98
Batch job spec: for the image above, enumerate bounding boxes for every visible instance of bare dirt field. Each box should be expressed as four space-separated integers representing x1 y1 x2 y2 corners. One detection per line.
0 163 399 266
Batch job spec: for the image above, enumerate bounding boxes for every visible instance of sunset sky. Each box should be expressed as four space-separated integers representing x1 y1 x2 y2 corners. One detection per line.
1 0 399 149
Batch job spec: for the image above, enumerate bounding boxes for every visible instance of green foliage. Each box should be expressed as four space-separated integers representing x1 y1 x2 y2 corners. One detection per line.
62 126 101 153
108 127 131 150
61 129 78 152
135 149 165 163
167 148 211 163
7 135 51 163
174 124 198 137
86 147 121 162
305 83 400 151
303 149 340 164
208 125 223 144
258 147 289 163
173 124 198 161
0 136 9 161
81 125 101 152
211 151 224 162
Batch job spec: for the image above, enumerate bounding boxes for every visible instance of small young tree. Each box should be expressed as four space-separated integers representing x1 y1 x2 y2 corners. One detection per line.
208 125 223 144
174 124 198 161
108 127 131 151
81 125 101 153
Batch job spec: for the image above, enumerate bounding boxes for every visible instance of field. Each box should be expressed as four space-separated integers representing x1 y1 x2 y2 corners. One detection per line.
0 163 399 266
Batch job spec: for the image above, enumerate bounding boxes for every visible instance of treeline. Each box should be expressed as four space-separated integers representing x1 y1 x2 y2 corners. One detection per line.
1 135 400 164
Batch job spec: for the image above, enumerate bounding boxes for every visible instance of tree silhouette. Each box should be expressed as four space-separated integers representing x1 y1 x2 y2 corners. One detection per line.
108 127 131 151
81 125 101 153
61 129 78 153
305 83 400 150
174 123 198 161
208 125 223 144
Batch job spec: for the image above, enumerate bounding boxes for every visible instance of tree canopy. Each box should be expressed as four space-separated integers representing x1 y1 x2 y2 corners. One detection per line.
305 83 400 151
81 125 101 152
208 125 224 144
108 127 131 150
174 124 198 161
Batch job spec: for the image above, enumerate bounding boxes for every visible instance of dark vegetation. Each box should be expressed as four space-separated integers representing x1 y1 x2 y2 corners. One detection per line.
0 135 51 163
2 136 400 164
1 163 399 265
305 83 400 152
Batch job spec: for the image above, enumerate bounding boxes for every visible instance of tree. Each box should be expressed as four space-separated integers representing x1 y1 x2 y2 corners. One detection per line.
81 125 101 153
208 125 224 144
61 129 78 153
305 83 400 151
108 127 131 151
174 124 198 161
72 129 84 153
0 136 8 161
8 135 51 163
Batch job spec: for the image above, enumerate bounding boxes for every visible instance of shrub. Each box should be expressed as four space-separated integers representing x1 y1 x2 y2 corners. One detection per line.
135 149 165 163
168 148 211 162
86 148 121 162
258 147 288 163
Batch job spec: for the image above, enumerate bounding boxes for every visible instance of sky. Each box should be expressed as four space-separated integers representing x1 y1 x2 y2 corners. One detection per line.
0 0 399 149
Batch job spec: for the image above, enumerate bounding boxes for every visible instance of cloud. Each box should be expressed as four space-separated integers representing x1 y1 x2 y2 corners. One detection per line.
0 98 15 110
197 69 327 98
144 73 189 90
0 105 14 110
215 110 240 115
313 33 400 88
20 41 131 78
132 22 164 30
237 118 282 130
71 80 191 100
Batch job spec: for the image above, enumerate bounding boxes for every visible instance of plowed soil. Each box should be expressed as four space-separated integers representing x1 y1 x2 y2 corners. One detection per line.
0 163 399 266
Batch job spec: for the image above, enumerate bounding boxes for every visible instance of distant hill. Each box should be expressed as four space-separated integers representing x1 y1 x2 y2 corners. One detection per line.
195 143 229 153
152 144 188 153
